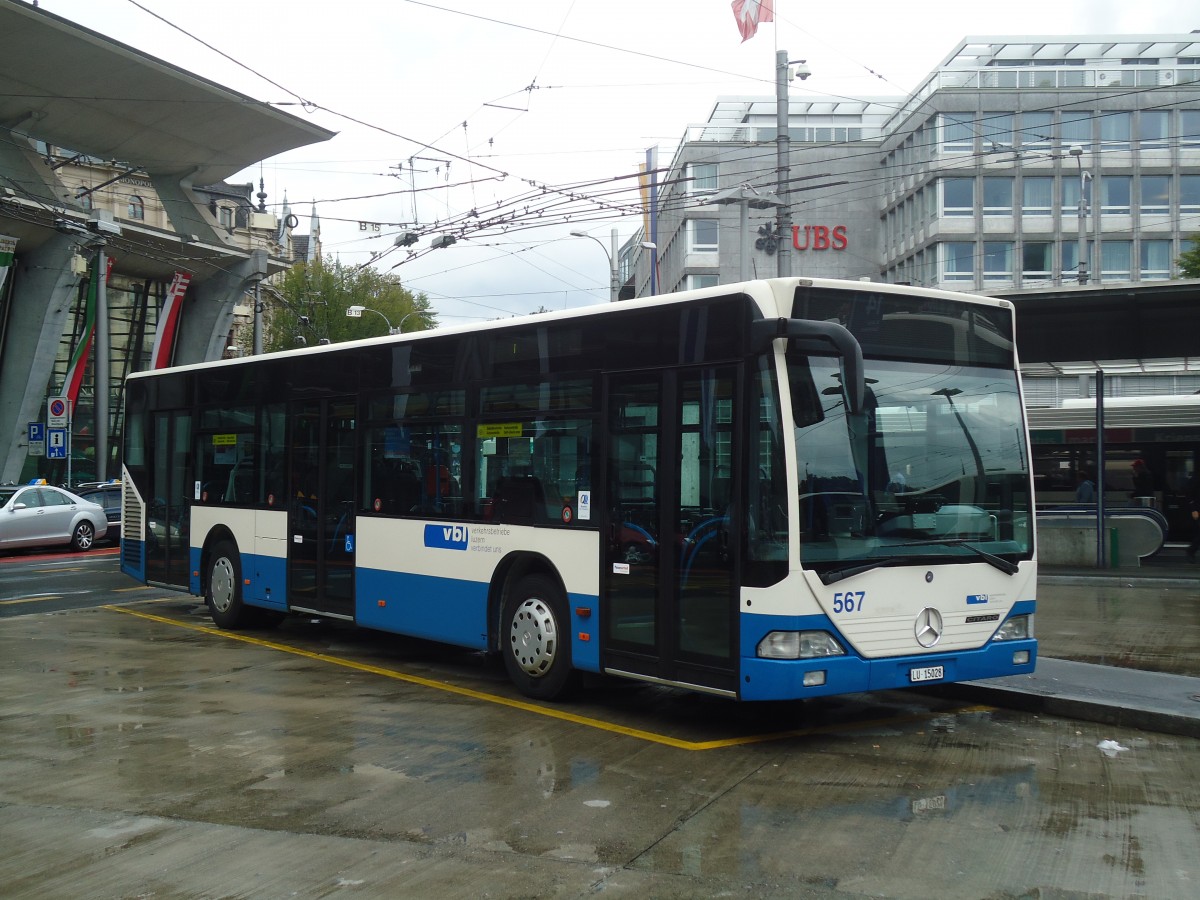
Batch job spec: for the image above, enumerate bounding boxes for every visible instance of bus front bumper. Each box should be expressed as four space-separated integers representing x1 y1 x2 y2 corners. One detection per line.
738 638 1038 701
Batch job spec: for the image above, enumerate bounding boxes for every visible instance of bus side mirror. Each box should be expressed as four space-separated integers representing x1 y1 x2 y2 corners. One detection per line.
750 317 865 415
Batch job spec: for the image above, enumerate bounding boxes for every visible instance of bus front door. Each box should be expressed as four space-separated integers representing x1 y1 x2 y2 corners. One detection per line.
603 367 738 696
287 397 357 619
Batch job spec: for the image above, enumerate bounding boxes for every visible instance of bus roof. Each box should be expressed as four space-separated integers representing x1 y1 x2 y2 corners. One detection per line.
127 276 1012 381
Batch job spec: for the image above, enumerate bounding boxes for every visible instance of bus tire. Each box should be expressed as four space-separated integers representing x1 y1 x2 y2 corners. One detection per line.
206 540 251 629
205 541 284 629
502 574 578 701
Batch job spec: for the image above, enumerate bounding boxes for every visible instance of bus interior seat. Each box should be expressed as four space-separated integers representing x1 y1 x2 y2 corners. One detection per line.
493 475 547 525
382 459 422 513
710 475 731 513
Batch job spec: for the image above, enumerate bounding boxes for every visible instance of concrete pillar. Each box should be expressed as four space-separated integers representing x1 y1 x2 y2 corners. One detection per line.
0 235 84 483
172 248 269 365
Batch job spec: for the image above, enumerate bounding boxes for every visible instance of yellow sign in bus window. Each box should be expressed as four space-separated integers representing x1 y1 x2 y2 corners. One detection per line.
212 434 237 446
477 423 524 438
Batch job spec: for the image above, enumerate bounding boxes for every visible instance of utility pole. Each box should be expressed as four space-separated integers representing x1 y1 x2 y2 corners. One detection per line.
1069 145 1088 284
776 50 791 278
94 246 108 482
253 281 263 355
609 228 619 301
775 54 811 278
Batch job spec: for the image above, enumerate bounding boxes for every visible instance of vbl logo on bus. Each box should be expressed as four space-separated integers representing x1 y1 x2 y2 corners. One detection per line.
424 524 469 550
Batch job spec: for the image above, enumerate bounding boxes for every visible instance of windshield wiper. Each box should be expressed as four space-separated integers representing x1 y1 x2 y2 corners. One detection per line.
816 539 1021 585
817 557 905 585
894 539 1020 575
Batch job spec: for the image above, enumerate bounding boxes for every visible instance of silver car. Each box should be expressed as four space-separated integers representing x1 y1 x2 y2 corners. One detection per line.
0 483 109 552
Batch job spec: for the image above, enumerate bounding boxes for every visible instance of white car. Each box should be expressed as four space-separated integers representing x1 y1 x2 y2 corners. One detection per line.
0 483 109 552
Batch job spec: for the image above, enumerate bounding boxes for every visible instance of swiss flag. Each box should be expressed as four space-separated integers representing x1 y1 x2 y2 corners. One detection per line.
731 0 774 42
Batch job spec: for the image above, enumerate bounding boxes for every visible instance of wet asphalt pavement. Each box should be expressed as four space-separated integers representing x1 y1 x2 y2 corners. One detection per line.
1 551 1198 898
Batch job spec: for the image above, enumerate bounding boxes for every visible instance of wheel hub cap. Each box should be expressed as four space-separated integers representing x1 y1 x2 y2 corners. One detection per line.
509 598 558 678
211 558 235 612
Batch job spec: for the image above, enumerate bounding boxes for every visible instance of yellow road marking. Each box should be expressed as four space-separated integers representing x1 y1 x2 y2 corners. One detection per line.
1 595 63 606
104 604 989 751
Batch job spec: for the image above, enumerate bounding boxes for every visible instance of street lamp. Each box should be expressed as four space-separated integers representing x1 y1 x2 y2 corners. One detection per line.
1068 145 1091 285
570 229 620 302
346 304 398 334
570 230 656 301
708 184 783 282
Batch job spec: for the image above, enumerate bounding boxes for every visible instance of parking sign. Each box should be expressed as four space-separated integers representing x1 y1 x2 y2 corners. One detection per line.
27 422 45 457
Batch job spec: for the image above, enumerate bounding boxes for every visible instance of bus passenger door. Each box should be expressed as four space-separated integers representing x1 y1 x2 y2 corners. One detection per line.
287 397 357 619
145 411 192 589
602 367 738 696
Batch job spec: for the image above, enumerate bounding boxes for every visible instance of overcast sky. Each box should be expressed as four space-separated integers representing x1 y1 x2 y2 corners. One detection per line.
38 0 1188 324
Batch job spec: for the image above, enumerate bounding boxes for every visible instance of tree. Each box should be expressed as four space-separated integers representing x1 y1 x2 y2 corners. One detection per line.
1179 234 1200 279
264 256 434 352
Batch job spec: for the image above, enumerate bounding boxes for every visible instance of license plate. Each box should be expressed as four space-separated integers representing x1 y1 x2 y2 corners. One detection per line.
910 665 944 683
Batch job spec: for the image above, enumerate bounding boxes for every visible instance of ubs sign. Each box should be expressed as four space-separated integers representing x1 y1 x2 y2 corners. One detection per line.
792 224 848 251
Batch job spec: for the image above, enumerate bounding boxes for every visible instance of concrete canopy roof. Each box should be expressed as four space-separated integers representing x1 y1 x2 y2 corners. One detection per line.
0 1 335 183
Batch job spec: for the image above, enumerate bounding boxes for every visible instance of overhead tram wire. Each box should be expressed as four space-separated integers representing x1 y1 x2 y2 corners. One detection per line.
117 2 1140 236
124 0 313 110
361 118 1200 261
98 9 1200 276
60 3 1200 186
398 0 774 88
120 0 648 228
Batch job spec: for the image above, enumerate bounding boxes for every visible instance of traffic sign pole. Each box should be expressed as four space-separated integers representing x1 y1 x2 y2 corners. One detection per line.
46 396 72 485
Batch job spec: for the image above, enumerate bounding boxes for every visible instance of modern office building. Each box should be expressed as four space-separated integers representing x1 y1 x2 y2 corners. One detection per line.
641 34 1200 295
634 34 1200 541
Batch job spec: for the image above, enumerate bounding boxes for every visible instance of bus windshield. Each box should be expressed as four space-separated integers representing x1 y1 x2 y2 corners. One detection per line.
790 354 1033 580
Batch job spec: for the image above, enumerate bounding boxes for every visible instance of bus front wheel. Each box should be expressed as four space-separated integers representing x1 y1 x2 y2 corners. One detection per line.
205 540 270 630
502 574 578 701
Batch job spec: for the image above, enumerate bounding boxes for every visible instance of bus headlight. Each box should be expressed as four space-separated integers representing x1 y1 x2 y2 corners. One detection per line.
757 630 846 660
992 614 1032 641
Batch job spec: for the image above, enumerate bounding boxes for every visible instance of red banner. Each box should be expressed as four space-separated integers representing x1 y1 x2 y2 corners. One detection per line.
150 272 191 369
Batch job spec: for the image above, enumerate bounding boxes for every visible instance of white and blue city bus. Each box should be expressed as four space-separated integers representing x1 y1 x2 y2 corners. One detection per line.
120 277 1036 701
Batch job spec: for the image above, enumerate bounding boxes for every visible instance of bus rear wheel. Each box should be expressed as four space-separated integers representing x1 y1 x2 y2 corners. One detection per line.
502 574 578 701
205 540 282 630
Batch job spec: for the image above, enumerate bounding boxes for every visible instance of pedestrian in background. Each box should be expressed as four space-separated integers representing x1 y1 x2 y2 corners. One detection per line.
1075 470 1096 503
1130 459 1154 506
1186 471 1200 563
